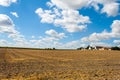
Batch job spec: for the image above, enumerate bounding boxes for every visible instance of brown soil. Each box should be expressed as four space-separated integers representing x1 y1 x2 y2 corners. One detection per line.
0 48 120 80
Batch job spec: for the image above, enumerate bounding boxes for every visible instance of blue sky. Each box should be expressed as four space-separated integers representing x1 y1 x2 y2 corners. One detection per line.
0 0 120 49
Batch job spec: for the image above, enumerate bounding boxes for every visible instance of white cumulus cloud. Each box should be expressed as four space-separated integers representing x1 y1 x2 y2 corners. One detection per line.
0 0 17 7
35 8 56 23
10 12 19 18
101 2 119 17
35 8 90 33
81 20 120 42
90 41 112 47
114 40 120 44
0 14 18 34
49 0 120 17
50 0 89 9
88 0 120 17
45 29 66 39
54 9 90 32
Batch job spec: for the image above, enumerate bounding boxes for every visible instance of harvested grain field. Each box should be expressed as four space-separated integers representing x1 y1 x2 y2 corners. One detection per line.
0 47 120 80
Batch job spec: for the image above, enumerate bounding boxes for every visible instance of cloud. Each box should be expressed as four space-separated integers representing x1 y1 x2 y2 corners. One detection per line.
35 0 91 33
30 29 66 47
30 38 82 49
46 1 54 8
0 39 13 47
30 39 81 49
0 14 18 34
0 14 30 47
30 37 58 48
36 0 119 33
0 39 8 44
0 14 67 48
0 0 17 7
45 29 66 39
0 14 81 49
90 42 112 47
35 8 56 23
50 0 89 9
49 0 120 17
81 20 120 42
29 30 66 48
54 9 90 32
81 31 112 42
35 8 90 33
31 36 35 38
10 12 19 18
92 0 119 17
42 37 58 42
113 40 120 44
101 2 119 17
53 40 87 49
63 40 80 49
111 20 120 37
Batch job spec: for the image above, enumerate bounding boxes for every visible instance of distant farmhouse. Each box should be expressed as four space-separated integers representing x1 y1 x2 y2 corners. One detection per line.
94 46 111 50
77 45 112 50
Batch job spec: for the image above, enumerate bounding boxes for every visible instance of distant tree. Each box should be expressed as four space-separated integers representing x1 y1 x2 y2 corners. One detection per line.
45 48 52 50
49 48 52 50
53 48 56 50
111 46 120 50
77 47 84 50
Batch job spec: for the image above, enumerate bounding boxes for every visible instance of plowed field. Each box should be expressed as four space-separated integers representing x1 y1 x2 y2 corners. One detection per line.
0 48 120 80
